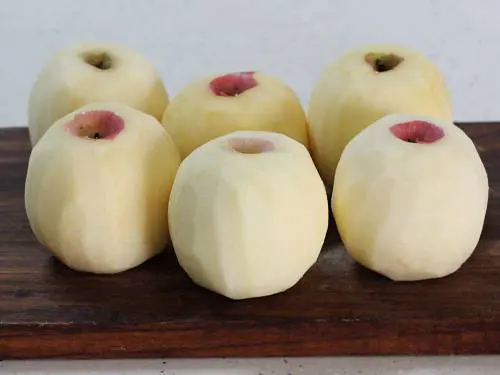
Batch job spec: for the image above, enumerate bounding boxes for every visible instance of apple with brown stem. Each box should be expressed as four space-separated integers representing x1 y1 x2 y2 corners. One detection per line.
28 42 169 146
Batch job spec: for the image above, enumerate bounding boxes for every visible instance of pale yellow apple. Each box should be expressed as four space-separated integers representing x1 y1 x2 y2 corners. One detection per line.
25 102 181 274
308 43 453 186
28 42 169 146
161 71 309 159
168 130 328 299
332 114 488 281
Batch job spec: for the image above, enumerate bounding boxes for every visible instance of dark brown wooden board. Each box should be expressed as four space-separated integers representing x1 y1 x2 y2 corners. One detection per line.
0 124 499 360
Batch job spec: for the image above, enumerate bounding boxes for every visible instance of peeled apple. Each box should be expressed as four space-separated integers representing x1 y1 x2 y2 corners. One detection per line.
308 43 453 186
332 114 489 281
161 71 309 159
25 102 181 274
168 130 329 299
28 42 169 146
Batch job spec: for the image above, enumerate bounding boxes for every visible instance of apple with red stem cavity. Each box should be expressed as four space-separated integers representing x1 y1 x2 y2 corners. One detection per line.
161 71 309 159
308 43 454 187
168 130 328 299
24 102 181 274
332 114 488 281
28 42 169 146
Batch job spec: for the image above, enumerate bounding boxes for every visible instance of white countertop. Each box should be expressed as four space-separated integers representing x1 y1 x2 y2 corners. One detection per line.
1 0 499 374
1 357 499 375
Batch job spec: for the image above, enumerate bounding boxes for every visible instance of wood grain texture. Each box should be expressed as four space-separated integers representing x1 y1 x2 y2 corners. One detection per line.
0 125 499 360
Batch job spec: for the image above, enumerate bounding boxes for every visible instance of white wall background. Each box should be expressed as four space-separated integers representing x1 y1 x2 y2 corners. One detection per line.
1 0 499 127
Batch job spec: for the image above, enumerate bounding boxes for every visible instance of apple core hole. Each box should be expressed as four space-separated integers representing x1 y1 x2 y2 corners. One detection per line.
390 120 445 144
83 51 113 70
65 110 125 140
228 138 275 154
210 71 258 97
365 53 403 72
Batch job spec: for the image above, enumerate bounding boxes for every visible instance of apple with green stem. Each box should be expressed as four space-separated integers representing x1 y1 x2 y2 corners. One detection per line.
308 43 454 187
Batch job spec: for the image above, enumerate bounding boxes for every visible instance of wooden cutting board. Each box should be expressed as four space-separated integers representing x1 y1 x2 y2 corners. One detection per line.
0 124 499 360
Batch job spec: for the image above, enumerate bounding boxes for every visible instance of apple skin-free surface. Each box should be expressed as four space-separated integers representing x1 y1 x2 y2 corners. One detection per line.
161 71 309 159
333 114 489 281
28 42 169 146
0 123 499 359
307 44 453 186
168 131 328 300
24 102 181 274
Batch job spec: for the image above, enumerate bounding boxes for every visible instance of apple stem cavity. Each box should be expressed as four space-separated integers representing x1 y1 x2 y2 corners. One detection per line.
209 71 257 97
65 110 125 140
228 137 275 154
83 51 113 70
365 53 403 73
390 121 445 144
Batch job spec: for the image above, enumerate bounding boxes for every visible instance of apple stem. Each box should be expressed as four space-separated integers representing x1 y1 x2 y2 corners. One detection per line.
365 53 403 73
390 121 445 144
209 72 258 97
375 58 389 72
228 137 275 154
83 52 113 71
65 110 124 140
